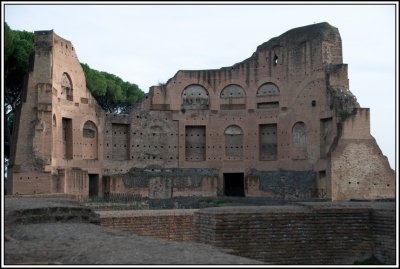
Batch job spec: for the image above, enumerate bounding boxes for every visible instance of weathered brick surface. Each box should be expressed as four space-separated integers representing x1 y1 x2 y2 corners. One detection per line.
99 210 196 241
8 23 395 202
97 202 396 265
193 204 395 264
330 109 395 201
371 207 396 264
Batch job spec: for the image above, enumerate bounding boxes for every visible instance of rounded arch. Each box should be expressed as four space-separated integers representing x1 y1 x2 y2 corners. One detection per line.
83 120 97 138
224 125 243 135
181 84 209 110
220 84 246 98
82 120 98 160
61 72 73 101
257 82 280 97
292 122 307 147
224 125 243 158
182 84 209 98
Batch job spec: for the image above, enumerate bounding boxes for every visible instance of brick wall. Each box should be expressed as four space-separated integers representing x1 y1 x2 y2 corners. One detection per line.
10 23 394 208
97 203 395 264
193 204 395 264
185 126 206 161
9 172 52 195
99 210 196 241
371 205 396 264
330 109 395 201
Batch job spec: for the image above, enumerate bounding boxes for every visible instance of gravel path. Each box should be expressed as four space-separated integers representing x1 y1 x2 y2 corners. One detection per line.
4 196 263 265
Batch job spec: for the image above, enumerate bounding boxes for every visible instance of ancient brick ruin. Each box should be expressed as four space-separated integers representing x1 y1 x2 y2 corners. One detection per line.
8 22 395 201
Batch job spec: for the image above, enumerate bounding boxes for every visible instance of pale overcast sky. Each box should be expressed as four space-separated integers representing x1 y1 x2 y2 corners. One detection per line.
3 2 397 169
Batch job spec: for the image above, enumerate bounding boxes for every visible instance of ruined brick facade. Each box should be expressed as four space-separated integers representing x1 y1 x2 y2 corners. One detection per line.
8 22 395 201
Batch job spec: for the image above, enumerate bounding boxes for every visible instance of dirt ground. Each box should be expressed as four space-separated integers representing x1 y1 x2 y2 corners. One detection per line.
3 196 262 265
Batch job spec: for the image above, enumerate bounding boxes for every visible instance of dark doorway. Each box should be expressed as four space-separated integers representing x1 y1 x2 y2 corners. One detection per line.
224 173 245 196
102 176 110 197
62 118 73 159
89 174 99 197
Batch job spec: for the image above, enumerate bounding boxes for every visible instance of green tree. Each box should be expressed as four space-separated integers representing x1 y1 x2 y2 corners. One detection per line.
80 63 144 113
4 22 34 160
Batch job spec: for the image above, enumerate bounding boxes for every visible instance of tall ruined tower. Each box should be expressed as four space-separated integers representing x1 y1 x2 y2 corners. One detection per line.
8 31 104 196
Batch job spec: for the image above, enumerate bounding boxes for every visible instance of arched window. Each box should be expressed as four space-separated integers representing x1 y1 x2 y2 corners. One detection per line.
224 125 243 158
83 121 96 138
220 84 246 110
292 122 307 160
257 83 280 97
182 85 209 110
220 84 246 98
292 122 306 147
61 73 73 101
82 121 98 160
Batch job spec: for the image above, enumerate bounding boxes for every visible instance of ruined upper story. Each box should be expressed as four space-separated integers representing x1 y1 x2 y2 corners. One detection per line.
148 22 353 114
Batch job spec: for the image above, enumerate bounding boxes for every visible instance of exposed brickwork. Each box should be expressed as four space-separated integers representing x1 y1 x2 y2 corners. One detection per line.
8 30 104 196
8 23 395 202
259 124 277 160
10 172 52 195
99 210 196 241
370 205 396 264
330 109 395 200
97 202 395 264
185 126 206 161
193 204 395 264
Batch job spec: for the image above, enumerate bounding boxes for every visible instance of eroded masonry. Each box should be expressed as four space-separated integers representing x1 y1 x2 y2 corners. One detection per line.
8 22 395 201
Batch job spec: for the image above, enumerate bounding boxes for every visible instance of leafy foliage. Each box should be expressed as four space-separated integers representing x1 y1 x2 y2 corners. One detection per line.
4 22 34 159
4 23 144 159
81 63 144 113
